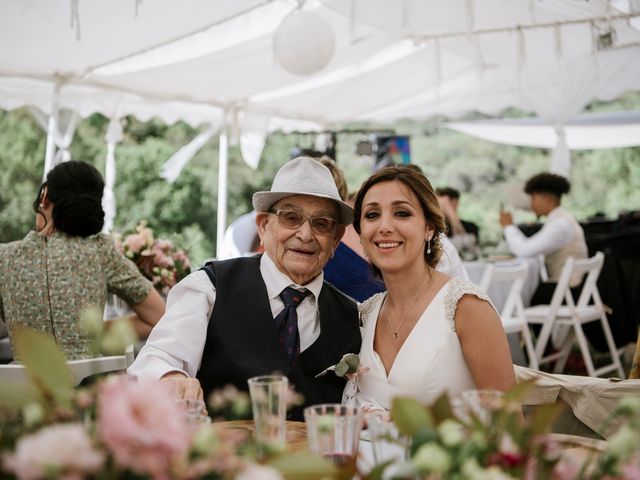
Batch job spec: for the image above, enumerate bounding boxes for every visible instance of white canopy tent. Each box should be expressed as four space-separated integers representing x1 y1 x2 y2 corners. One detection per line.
1 0 639 255
445 109 640 149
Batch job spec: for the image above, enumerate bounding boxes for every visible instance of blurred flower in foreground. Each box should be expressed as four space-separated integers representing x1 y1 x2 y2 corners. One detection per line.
97 377 190 478
3 423 104 479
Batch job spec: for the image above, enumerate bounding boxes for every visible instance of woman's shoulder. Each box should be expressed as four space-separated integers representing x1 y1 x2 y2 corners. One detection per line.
358 291 386 326
443 277 496 331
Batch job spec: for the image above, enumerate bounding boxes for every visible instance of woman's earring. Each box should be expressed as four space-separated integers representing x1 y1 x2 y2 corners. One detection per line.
426 237 432 255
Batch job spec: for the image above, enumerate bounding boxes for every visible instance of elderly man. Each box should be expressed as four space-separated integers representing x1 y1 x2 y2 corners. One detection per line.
128 157 360 418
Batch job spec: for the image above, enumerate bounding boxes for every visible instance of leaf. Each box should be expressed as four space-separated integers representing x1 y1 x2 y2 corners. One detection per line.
504 378 538 403
267 451 338 480
391 397 433 436
0 380 43 409
530 402 566 436
367 460 394 480
342 353 360 374
431 393 455 424
13 328 74 406
333 361 348 378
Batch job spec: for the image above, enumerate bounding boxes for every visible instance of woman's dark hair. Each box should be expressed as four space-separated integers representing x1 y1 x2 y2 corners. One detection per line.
524 173 570 197
353 165 446 276
33 161 105 237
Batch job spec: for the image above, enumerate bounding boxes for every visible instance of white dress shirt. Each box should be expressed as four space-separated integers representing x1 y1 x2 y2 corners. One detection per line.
438 233 469 281
128 254 323 380
503 207 576 257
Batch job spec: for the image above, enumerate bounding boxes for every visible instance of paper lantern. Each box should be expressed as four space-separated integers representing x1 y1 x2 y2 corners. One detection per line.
273 10 336 75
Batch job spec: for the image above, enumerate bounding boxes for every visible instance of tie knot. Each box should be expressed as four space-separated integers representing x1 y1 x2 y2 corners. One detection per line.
280 287 310 308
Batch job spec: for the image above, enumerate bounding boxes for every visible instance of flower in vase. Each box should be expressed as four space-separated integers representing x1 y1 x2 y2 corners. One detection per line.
97 376 191 478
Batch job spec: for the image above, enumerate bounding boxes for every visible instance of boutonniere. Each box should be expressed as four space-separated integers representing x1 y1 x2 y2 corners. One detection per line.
315 353 368 380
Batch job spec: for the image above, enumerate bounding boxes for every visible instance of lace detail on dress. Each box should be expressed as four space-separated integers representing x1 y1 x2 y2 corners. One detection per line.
358 292 386 327
444 277 496 332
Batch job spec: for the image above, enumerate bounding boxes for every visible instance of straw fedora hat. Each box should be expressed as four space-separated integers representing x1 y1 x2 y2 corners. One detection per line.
252 156 353 225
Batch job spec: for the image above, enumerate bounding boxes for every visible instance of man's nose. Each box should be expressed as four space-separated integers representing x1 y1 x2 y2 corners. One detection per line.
295 218 315 240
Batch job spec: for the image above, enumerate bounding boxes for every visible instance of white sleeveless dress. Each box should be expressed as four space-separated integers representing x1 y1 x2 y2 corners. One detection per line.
345 277 495 410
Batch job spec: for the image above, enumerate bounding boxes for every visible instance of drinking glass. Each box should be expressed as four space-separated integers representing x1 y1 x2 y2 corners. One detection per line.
304 404 363 467
460 389 505 424
366 410 410 465
247 375 288 454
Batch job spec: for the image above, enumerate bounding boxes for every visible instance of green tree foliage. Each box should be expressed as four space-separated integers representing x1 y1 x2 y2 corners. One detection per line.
1 92 639 266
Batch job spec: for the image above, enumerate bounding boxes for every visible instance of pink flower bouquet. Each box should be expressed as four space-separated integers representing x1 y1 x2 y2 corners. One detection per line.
116 221 191 296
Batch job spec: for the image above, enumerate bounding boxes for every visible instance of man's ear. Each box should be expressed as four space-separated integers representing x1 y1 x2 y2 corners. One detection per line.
255 211 270 238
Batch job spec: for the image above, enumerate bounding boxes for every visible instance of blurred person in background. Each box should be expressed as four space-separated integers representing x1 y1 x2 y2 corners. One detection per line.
0 160 164 359
499 172 587 304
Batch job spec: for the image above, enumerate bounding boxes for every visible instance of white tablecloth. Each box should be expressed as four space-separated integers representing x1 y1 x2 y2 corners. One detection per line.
464 257 540 310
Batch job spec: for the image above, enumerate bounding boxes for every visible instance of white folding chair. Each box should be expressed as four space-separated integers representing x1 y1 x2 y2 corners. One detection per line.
482 262 538 369
0 349 133 386
523 252 624 378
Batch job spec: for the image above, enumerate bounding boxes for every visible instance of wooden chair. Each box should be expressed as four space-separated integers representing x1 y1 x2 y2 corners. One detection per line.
523 252 624 378
480 262 538 369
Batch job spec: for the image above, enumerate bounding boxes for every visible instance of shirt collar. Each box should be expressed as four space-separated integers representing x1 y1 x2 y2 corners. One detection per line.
260 253 323 306
547 206 564 219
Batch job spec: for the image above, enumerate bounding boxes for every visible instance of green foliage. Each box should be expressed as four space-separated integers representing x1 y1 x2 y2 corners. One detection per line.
1 92 639 264
9 329 74 408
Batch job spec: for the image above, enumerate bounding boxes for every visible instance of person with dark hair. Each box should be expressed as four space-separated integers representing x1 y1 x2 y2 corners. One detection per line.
0 161 165 359
499 172 587 304
347 165 515 411
436 186 480 242
322 159 469 302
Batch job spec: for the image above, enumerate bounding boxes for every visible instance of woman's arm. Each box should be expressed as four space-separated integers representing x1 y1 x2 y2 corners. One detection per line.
129 288 165 338
455 295 517 391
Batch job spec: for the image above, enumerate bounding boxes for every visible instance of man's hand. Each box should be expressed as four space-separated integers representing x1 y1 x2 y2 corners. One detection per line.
161 371 204 401
499 210 513 227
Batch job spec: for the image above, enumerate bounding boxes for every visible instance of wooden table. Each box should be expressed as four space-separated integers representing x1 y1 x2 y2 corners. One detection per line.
213 420 308 451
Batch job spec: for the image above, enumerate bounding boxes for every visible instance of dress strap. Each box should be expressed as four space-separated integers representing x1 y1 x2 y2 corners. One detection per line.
358 292 385 327
444 277 497 332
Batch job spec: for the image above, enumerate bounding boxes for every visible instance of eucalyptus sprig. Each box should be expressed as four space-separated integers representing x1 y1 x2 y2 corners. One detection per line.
315 353 360 378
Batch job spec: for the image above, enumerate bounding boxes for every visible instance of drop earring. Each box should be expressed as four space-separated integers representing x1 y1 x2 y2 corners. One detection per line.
426 237 432 255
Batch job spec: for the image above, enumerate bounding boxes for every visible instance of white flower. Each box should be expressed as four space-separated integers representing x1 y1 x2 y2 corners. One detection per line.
236 463 284 480
461 459 516 480
615 396 640 416
412 443 452 474
607 424 640 460
438 419 464 447
4 423 104 480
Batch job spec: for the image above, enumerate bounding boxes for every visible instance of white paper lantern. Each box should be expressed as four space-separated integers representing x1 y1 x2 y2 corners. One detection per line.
273 10 336 75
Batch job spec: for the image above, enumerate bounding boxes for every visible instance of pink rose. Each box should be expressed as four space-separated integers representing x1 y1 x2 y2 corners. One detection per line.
3 423 104 480
124 233 147 254
97 377 191 479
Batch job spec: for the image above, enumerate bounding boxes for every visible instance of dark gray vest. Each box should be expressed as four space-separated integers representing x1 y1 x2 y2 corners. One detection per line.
196 256 361 420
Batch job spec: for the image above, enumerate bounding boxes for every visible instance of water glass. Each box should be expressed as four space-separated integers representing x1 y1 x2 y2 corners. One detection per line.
366 410 410 465
460 389 505 424
304 404 364 467
247 375 288 453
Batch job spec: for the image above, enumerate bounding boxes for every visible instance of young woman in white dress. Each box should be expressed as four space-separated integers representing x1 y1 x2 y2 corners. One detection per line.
346 165 516 412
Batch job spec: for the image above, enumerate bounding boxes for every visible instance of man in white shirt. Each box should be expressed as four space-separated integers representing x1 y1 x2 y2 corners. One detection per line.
129 157 361 418
499 172 587 304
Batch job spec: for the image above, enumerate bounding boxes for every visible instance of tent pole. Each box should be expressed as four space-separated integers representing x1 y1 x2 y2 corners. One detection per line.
215 127 229 259
43 81 61 179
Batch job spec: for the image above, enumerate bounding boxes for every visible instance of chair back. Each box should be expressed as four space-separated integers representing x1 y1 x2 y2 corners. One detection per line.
489 262 528 321
548 252 604 314
0 352 132 386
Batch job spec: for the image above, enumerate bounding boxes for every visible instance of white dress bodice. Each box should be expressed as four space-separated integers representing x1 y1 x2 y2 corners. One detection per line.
346 277 494 411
